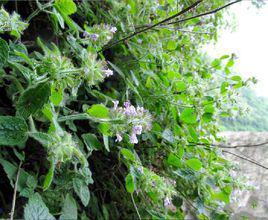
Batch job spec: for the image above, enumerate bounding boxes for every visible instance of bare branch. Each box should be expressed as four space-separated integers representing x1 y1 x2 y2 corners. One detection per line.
222 150 268 170
99 0 203 52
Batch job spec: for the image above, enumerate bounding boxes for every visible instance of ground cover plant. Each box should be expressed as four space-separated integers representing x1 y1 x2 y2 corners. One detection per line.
0 0 262 219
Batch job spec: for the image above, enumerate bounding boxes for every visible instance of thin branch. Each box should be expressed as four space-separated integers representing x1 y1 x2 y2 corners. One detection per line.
165 0 242 26
222 150 268 170
131 193 141 220
215 141 268 149
10 161 22 220
99 0 203 52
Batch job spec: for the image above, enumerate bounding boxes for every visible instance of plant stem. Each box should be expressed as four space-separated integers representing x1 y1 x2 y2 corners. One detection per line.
10 161 22 220
131 193 141 220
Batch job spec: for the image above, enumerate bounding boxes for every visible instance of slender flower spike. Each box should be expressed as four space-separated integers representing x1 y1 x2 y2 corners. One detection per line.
115 133 123 142
164 197 171 207
133 125 142 135
104 69 113 77
130 133 138 144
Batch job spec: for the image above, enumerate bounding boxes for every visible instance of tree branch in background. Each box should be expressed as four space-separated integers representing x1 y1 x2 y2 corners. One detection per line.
99 0 203 52
165 0 242 26
222 150 268 170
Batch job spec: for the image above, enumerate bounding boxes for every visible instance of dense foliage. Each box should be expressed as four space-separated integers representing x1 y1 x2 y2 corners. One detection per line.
0 0 258 219
221 88 268 131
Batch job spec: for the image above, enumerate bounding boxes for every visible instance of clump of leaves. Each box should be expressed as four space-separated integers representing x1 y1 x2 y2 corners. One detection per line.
0 0 256 219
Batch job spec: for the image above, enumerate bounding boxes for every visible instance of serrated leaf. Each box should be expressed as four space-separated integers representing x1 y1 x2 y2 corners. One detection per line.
125 173 135 193
180 108 197 124
60 194 77 220
0 38 9 68
87 104 109 118
24 193 55 220
73 178 90 207
185 158 202 171
0 116 28 146
17 83 51 118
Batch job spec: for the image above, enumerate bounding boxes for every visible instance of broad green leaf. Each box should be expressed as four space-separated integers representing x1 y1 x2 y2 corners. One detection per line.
87 104 109 118
0 116 28 146
125 173 135 193
54 0 77 15
73 178 90 207
167 153 181 168
180 108 197 124
185 158 202 171
60 194 77 220
98 123 112 136
0 38 9 68
226 59 234 68
211 191 230 203
17 83 51 118
82 133 102 151
24 193 55 220
121 148 135 162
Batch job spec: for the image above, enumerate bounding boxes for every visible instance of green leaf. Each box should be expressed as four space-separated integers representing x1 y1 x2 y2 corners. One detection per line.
50 84 63 106
176 81 186 92
82 133 102 151
166 40 177 51
17 83 51 118
24 193 55 220
43 159 55 191
73 178 90 207
60 194 77 220
0 38 9 68
180 108 197 124
185 158 202 171
87 104 109 118
211 191 230 203
29 132 57 147
167 153 181 168
231 75 242 82
121 148 136 162
54 0 77 15
125 173 135 193
103 135 109 152
0 116 28 146
226 59 234 68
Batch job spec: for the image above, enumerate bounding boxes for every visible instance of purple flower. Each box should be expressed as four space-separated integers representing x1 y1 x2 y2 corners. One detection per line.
112 100 119 110
124 101 131 108
90 33 99 41
83 31 90 38
164 197 171 207
133 125 142 135
104 69 113 77
130 133 138 144
110 26 117 34
137 106 144 114
115 133 122 142
124 106 137 116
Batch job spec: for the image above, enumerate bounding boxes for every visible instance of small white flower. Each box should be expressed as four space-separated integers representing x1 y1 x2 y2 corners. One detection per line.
104 69 113 77
112 100 119 110
133 125 142 135
115 133 123 142
130 133 138 144
110 26 117 34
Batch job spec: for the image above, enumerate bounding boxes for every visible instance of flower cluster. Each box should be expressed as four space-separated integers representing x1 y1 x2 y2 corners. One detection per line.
110 100 152 144
83 24 117 48
80 50 113 86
